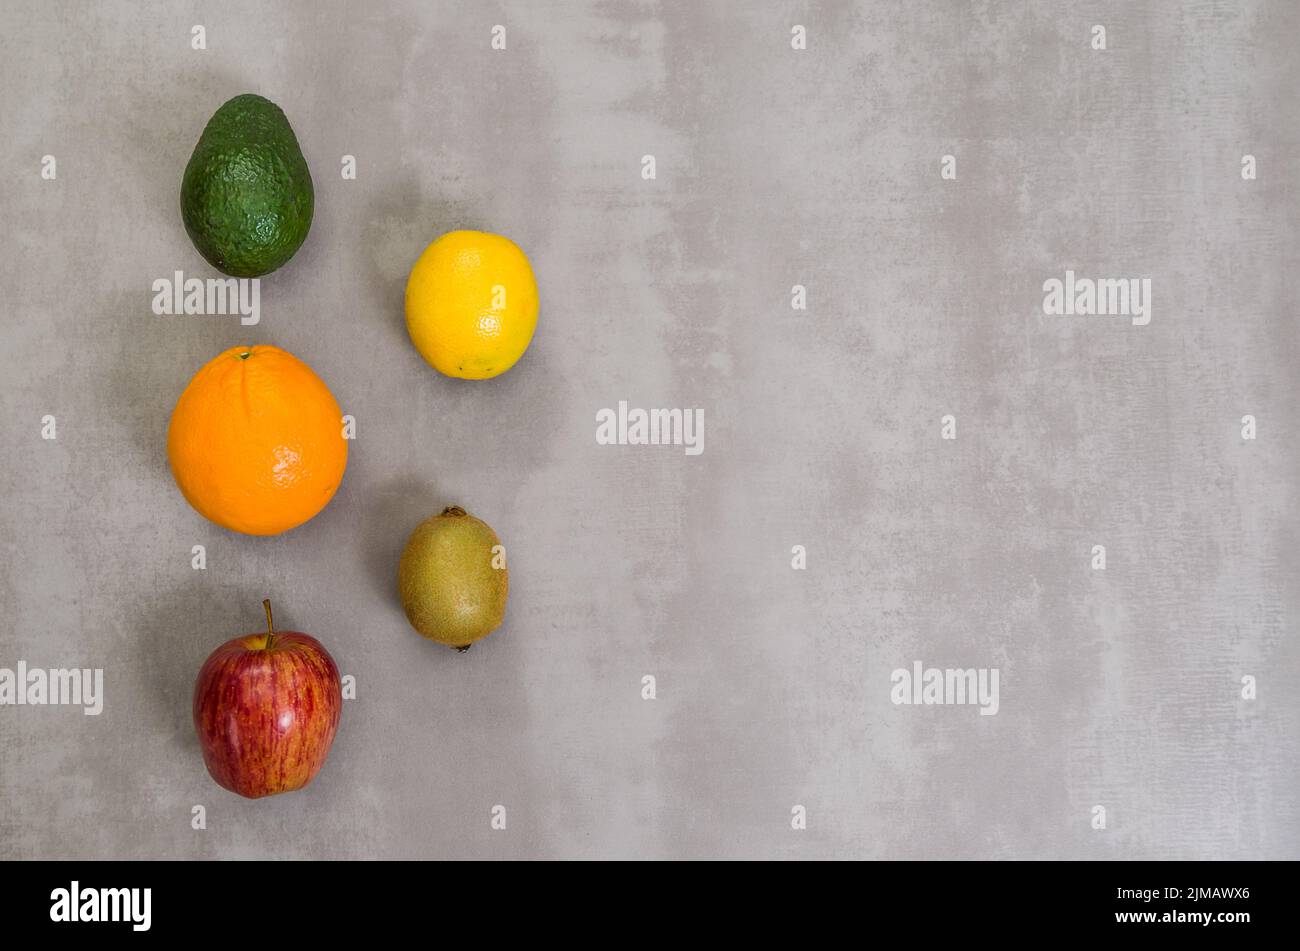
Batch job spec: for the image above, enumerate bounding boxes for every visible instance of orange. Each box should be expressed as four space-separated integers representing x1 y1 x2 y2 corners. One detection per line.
167 345 348 536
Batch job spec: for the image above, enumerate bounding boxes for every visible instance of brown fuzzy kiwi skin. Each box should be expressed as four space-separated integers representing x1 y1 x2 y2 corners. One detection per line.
397 506 508 649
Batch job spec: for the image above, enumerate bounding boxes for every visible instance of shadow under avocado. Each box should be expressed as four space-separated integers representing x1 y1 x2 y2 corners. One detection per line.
103 67 286 470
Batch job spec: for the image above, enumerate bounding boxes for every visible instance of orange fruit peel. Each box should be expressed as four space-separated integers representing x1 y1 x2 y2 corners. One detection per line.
167 345 348 536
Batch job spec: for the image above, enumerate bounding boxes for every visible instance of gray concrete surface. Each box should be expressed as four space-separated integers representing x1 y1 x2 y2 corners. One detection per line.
1 0 1297 860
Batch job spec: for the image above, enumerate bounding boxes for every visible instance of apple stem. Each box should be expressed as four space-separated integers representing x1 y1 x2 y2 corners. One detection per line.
263 598 276 651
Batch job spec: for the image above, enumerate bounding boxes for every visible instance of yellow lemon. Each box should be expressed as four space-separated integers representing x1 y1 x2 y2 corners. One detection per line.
404 230 539 379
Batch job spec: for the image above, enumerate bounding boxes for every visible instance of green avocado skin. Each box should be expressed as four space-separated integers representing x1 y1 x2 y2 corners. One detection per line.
180 94 314 278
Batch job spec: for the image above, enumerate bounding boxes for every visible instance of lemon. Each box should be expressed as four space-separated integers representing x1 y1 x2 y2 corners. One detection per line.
404 230 539 380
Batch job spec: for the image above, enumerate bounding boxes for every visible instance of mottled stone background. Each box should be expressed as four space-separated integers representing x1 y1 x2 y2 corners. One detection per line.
1 0 1296 860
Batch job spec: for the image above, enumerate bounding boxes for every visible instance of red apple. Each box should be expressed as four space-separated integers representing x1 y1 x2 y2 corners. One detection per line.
193 600 342 799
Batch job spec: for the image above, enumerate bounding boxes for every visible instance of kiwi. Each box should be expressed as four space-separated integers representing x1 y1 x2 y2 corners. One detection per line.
398 506 508 649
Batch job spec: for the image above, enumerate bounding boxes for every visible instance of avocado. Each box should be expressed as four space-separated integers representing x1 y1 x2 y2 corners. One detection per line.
180 94 314 277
